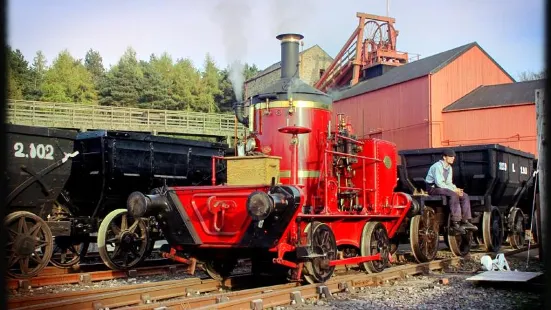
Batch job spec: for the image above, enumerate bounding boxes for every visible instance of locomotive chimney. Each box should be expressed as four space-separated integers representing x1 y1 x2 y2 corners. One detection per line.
276 33 304 79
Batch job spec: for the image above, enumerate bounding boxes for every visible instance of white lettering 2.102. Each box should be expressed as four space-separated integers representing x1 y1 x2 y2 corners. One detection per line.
14 142 55 160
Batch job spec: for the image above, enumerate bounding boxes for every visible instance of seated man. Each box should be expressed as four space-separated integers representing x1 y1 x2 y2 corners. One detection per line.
425 148 478 235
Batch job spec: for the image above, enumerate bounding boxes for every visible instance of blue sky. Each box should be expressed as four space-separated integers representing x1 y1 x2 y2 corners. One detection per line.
7 0 546 80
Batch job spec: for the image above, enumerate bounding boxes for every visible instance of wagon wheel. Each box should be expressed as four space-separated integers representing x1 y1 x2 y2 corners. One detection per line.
5 211 53 278
97 209 149 270
481 206 504 252
303 222 337 284
360 222 390 273
410 207 439 262
48 204 83 268
203 259 238 281
50 237 83 268
508 208 526 249
446 215 472 257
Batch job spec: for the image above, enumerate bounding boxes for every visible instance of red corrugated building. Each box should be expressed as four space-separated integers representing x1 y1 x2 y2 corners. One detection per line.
442 79 544 156
332 42 546 157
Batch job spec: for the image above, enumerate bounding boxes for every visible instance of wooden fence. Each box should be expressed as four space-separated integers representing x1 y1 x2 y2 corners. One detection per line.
5 100 247 138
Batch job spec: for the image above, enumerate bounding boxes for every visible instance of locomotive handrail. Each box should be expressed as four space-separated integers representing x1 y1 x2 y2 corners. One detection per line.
322 139 385 214
326 149 382 162
211 156 226 185
6 99 247 138
335 133 365 144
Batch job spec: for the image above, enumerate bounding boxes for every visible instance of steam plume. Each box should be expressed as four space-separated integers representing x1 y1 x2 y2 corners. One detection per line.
270 0 318 34
212 0 251 101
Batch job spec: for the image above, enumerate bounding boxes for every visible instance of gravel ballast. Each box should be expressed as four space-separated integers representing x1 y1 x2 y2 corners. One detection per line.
284 247 544 310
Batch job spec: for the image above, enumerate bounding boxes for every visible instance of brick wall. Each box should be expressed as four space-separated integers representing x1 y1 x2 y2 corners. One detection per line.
245 45 333 98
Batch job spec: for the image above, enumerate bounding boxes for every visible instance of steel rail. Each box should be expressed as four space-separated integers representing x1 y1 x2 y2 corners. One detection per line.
130 258 462 310
7 264 191 291
8 245 536 310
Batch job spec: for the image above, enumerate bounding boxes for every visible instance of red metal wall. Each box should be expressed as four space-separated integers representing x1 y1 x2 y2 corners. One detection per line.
429 46 515 148
333 76 431 151
442 104 538 157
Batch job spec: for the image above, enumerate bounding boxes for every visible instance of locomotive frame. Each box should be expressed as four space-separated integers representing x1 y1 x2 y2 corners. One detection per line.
123 33 417 283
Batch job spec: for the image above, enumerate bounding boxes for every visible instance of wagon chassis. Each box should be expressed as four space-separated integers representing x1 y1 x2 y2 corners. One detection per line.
400 156 535 262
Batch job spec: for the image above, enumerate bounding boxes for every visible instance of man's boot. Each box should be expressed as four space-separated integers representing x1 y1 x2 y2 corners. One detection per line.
450 221 466 235
461 220 478 231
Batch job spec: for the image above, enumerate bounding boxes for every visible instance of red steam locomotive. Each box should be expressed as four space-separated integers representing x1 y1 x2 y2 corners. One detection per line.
126 33 416 283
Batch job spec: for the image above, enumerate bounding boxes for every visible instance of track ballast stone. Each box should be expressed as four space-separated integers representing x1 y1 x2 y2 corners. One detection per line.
285 248 543 310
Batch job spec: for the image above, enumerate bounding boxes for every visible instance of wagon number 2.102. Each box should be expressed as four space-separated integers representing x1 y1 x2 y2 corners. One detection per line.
13 142 55 160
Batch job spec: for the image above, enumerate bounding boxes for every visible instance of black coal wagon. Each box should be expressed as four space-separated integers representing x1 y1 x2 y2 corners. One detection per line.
54 130 230 270
395 144 537 262
4 124 79 278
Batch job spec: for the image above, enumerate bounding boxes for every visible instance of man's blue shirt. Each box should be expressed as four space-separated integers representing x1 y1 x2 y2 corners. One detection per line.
425 160 457 191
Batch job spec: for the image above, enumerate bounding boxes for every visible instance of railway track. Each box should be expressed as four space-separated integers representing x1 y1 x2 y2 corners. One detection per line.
8 258 458 310
7 245 536 310
39 257 172 276
8 263 192 291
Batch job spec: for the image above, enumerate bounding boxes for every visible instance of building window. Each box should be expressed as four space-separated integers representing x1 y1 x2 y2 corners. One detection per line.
319 69 326 78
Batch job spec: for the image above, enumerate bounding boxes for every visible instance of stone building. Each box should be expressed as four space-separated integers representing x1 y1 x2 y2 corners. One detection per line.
244 44 333 98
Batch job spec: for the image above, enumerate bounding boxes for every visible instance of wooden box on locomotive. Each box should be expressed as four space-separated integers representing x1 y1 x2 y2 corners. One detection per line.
225 155 281 186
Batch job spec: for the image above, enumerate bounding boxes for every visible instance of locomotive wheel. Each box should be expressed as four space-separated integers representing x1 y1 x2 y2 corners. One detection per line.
410 207 439 263
360 221 390 273
389 237 400 255
5 211 53 278
303 222 337 284
204 259 238 281
97 209 149 270
508 208 526 249
481 206 504 252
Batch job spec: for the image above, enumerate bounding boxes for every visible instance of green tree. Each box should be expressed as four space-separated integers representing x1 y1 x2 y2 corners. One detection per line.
197 53 221 113
171 57 202 111
27 50 48 100
217 62 260 112
138 60 177 109
149 52 173 81
99 47 143 107
7 46 32 99
84 48 105 87
8 68 24 99
40 49 97 103
217 67 234 112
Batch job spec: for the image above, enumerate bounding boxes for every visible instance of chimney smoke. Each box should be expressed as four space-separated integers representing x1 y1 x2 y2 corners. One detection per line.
276 33 303 79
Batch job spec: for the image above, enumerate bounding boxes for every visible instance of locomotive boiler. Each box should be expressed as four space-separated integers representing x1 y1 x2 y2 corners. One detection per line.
126 33 416 283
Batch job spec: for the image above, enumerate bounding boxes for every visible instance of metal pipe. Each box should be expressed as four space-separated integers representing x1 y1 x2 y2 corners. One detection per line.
362 157 367 210
335 133 365 144
291 134 298 184
211 156 225 185
324 143 329 214
326 149 380 161
233 101 249 127
276 33 304 79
